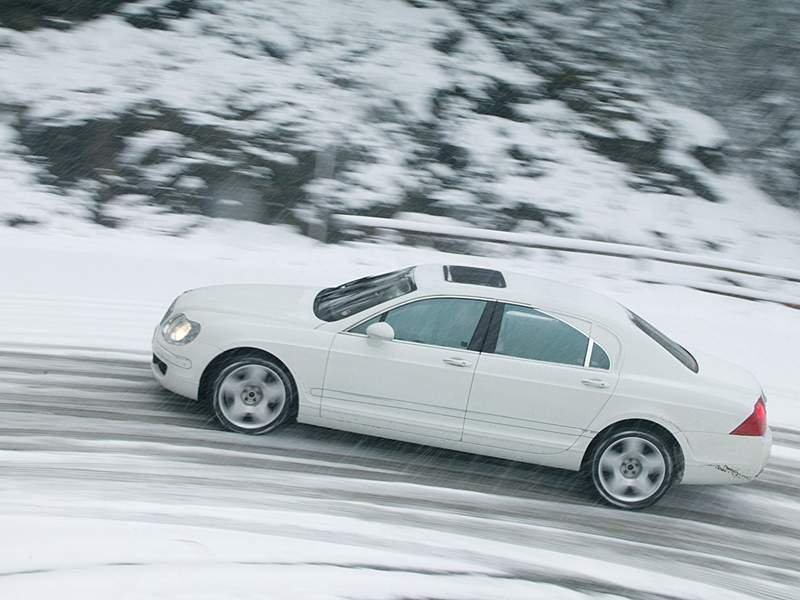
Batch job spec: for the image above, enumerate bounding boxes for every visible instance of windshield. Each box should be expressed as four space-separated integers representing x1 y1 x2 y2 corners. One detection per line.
314 267 417 321
627 310 699 373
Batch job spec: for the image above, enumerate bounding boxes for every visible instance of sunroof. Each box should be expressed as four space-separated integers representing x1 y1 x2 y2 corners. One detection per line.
443 265 507 288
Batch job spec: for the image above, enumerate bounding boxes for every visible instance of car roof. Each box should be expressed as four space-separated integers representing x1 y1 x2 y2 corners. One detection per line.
412 264 631 329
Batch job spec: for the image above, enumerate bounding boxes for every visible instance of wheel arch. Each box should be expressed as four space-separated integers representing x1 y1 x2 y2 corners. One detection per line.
580 418 686 476
198 346 299 416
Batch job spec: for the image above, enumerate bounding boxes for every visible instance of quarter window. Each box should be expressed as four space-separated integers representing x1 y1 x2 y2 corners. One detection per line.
589 342 611 370
494 304 589 366
351 298 488 350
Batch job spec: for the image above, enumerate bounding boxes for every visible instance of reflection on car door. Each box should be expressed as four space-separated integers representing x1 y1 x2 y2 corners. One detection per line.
463 303 619 454
322 297 491 440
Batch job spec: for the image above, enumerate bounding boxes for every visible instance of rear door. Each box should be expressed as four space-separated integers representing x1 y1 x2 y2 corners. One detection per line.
322 297 493 440
463 303 619 454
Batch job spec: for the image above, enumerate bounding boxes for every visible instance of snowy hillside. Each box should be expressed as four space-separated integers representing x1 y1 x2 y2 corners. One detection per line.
0 0 799 267
2 5 800 599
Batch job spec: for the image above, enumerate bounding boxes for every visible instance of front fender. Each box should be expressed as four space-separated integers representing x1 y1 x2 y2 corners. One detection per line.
195 314 335 419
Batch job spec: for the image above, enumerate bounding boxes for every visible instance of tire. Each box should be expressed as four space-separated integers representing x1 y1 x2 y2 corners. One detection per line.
589 429 675 509
209 353 295 435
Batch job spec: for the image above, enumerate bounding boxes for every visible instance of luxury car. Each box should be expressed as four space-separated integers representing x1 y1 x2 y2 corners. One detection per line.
152 264 771 508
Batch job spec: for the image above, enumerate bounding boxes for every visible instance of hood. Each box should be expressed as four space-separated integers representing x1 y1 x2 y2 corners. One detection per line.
176 284 322 327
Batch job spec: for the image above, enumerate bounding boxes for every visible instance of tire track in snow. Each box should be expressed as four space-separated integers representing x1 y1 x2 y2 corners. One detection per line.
0 347 799 599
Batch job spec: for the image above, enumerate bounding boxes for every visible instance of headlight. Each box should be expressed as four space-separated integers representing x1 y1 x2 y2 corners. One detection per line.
161 313 201 345
160 299 178 326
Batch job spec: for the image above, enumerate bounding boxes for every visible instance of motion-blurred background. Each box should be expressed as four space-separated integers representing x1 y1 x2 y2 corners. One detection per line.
1 0 798 256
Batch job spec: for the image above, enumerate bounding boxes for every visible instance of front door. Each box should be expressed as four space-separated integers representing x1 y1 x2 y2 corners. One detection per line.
322 297 490 440
463 303 618 454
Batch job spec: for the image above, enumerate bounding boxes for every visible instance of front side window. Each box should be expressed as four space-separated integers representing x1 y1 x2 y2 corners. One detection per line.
627 309 698 373
494 304 589 366
351 297 488 350
314 267 416 321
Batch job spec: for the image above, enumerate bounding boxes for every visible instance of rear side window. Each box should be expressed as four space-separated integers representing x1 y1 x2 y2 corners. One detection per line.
351 298 488 350
627 310 698 373
493 304 589 366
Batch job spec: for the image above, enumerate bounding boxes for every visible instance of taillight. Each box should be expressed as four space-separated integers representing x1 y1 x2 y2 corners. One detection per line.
731 396 767 436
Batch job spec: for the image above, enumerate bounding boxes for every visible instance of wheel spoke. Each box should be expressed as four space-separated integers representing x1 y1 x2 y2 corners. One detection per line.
226 397 250 423
247 400 267 424
638 474 660 495
219 378 240 399
263 380 285 402
599 453 620 473
604 470 628 496
640 452 665 473
625 478 644 496
241 365 266 383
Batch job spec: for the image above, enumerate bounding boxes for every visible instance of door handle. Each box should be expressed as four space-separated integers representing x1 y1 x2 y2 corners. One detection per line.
581 378 608 389
443 357 471 367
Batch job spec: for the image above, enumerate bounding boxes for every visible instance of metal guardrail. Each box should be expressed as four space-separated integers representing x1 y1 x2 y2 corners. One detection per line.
331 214 800 308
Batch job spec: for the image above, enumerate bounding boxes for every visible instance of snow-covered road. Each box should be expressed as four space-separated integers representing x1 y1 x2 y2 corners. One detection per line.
1 346 799 600
1 225 798 598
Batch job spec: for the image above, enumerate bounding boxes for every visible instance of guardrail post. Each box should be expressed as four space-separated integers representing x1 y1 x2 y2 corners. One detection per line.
306 145 338 243
307 210 332 243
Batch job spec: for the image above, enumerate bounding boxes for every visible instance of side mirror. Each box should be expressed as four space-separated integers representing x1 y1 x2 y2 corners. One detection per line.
366 321 395 341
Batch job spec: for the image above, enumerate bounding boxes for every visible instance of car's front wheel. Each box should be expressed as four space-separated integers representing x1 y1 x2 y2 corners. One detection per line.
210 354 295 435
590 429 676 509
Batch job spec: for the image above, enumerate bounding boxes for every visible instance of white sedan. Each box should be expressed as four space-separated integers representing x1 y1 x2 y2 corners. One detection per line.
152 264 771 508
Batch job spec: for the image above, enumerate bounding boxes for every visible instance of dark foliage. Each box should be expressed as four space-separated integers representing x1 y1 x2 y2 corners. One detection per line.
15 105 318 227
0 0 131 30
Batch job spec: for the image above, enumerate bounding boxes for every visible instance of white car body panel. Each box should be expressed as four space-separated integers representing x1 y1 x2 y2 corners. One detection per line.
180 284 322 328
464 353 620 454
323 332 479 440
151 264 772 487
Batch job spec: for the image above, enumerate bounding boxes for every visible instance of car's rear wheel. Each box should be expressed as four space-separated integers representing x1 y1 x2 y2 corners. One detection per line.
210 354 294 435
590 429 675 509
